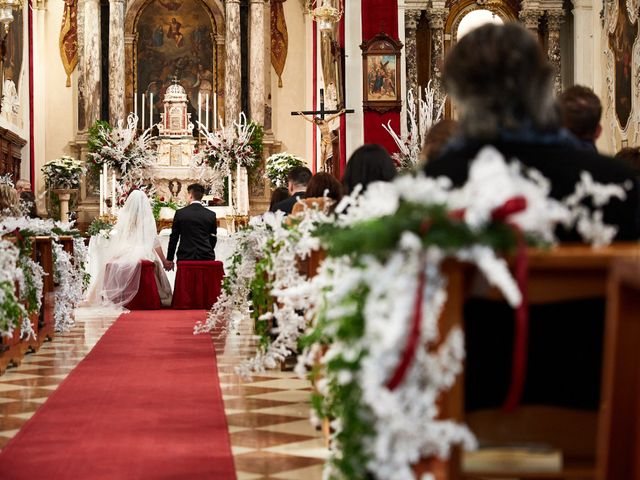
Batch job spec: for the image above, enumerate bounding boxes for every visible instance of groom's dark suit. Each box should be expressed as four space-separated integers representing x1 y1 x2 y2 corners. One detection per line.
167 202 217 261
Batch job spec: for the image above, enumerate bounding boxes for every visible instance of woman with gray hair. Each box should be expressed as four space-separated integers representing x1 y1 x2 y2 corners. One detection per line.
424 22 639 415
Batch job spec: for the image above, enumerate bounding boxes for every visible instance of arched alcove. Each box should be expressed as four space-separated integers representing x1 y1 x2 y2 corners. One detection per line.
457 9 504 39
123 0 225 121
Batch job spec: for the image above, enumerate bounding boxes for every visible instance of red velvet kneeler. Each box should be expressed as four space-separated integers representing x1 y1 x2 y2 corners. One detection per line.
125 260 162 310
172 260 224 310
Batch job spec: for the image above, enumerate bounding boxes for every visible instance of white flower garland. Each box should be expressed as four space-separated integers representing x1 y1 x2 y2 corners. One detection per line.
201 146 631 479
0 239 27 338
52 240 88 332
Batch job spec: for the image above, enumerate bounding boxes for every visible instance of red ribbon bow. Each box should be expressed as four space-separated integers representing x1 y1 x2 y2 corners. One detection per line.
386 196 530 410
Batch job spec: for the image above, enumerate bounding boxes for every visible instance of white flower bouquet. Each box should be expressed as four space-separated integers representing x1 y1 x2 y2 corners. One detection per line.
265 152 306 187
42 156 85 190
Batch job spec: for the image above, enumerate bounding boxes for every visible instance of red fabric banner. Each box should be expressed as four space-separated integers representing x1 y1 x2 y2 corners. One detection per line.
361 0 400 155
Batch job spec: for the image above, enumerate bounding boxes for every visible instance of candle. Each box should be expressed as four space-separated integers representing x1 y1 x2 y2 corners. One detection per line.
227 174 232 208
205 93 210 131
102 164 108 215
213 93 218 130
149 92 154 129
111 173 117 214
198 92 202 131
133 92 137 122
236 164 241 214
99 173 104 216
141 94 146 130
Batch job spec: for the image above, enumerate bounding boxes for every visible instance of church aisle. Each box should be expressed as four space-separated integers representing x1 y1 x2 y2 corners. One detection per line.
212 323 328 480
0 310 236 479
0 311 119 449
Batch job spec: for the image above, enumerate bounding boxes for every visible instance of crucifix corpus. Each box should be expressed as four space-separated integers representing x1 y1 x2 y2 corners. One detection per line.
292 89 354 173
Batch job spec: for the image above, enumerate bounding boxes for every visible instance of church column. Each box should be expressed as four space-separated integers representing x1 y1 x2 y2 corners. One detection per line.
427 8 448 103
83 0 101 127
404 9 421 99
519 8 542 34
225 0 242 125
571 0 594 87
109 0 126 124
547 9 565 95
249 0 265 125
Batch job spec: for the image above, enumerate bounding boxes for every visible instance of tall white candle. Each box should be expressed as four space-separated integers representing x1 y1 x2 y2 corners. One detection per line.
198 92 202 130
149 92 154 129
205 94 210 131
99 173 104 216
213 93 218 130
102 164 108 215
227 174 232 208
236 164 241 214
141 94 146 130
111 173 117 214
133 92 137 122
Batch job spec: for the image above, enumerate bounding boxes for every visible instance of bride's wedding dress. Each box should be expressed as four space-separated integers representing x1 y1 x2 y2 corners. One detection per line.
86 190 172 309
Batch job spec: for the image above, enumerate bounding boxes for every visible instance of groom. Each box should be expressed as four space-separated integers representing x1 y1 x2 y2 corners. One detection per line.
166 183 217 270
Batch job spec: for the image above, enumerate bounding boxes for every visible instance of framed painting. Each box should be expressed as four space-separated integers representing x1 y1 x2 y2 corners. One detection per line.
361 33 403 113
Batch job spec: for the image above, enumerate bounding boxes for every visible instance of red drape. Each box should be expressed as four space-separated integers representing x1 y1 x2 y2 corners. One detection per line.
361 0 400 155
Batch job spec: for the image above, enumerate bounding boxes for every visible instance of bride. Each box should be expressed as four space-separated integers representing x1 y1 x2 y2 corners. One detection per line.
86 189 173 309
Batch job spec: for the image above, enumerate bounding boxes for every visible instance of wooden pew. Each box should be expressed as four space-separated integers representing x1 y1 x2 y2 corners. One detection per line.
34 236 55 346
596 258 640 480
431 243 640 480
0 237 36 373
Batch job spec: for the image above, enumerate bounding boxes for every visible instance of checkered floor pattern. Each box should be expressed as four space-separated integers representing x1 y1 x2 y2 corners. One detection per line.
0 309 327 479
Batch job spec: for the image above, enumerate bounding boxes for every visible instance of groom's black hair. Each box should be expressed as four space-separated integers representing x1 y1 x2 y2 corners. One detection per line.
188 183 205 201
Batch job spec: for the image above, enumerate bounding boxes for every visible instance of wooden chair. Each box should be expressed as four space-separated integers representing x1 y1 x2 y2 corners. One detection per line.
431 243 640 480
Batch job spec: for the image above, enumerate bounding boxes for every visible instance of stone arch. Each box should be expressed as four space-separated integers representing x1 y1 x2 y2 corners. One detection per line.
445 0 518 45
123 0 226 118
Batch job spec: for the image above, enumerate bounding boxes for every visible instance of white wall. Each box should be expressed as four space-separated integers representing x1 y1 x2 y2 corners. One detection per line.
270 1 314 166
344 0 364 159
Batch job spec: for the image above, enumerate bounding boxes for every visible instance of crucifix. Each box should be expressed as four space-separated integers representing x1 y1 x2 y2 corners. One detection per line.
292 89 354 174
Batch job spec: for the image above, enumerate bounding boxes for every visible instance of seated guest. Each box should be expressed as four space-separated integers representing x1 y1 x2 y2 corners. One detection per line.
291 172 344 216
167 183 217 264
615 146 640 174
270 166 312 215
424 22 640 413
425 23 639 241
0 183 20 217
342 144 397 194
559 85 602 152
421 119 459 163
15 179 38 218
268 186 290 212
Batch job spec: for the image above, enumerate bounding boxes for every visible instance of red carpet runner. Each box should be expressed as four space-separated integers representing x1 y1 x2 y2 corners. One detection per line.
0 310 236 480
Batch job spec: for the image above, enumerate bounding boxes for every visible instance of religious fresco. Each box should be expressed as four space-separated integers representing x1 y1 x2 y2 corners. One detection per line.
136 0 214 115
608 0 638 130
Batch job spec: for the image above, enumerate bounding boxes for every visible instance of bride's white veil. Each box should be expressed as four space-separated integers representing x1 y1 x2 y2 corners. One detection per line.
86 190 160 308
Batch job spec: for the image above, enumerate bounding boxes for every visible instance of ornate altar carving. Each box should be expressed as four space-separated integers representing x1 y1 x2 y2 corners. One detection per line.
0 128 25 182
158 81 195 138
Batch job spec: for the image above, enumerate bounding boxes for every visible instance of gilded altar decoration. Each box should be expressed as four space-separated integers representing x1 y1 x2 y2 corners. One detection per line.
271 0 288 88
59 0 78 88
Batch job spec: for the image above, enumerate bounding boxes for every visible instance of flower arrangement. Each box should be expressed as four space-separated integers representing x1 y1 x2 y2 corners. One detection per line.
42 156 85 190
193 113 261 196
88 215 116 239
196 146 631 480
151 196 180 220
0 239 27 338
265 152 306 187
52 238 89 332
87 114 156 185
383 82 446 170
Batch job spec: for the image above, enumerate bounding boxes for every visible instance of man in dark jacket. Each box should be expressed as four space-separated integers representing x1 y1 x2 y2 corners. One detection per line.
167 183 217 268
424 23 639 413
270 166 312 215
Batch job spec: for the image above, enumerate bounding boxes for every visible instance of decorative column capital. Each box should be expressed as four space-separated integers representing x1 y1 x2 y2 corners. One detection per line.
34 0 47 11
547 9 565 30
427 8 448 29
109 0 125 4
519 8 542 30
405 9 422 30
